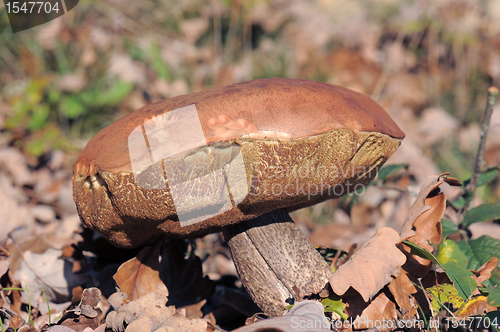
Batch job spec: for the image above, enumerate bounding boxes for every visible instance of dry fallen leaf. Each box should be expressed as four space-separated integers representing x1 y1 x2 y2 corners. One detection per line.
0 173 33 243
399 173 461 242
17 325 37 332
406 189 445 250
83 326 106 332
45 327 79 332
105 291 207 332
113 240 168 301
329 227 406 302
15 248 91 305
399 190 446 278
398 173 461 278
0 259 9 278
0 147 33 186
343 288 397 331
455 296 497 318
9 314 23 330
44 325 106 332
179 299 206 319
74 288 102 317
471 257 499 285
52 288 104 332
387 268 418 319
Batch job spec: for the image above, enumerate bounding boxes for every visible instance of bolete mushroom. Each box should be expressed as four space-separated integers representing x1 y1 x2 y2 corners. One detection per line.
72 78 404 316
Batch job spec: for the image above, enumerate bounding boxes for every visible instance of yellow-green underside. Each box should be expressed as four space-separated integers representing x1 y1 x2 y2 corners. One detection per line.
73 129 402 247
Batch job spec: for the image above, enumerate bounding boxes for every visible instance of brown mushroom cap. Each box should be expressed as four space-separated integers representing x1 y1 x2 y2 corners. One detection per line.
72 78 404 247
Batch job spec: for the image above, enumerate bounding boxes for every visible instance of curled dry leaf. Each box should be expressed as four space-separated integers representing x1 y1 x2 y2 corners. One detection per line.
54 288 104 332
399 173 461 242
329 227 406 302
471 257 499 285
75 287 102 318
400 193 445 278
398 173 461 278
113 240 168 301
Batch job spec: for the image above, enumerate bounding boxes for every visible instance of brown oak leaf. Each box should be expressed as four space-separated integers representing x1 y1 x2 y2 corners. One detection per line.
399 173 461 242
399 173 461 278
330 227 406 302
471 257 499 285
387 268 418 320
343 288 397 331
113 240 168 301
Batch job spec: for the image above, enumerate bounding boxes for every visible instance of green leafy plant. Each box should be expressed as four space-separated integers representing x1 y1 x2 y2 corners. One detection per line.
4 75 133 157
321 293 347 320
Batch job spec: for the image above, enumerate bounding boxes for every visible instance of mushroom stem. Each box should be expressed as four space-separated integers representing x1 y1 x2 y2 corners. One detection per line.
222 208 333 317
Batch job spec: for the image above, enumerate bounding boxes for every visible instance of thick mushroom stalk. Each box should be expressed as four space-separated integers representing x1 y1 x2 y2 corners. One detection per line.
222 209 333 316
72 78 405 316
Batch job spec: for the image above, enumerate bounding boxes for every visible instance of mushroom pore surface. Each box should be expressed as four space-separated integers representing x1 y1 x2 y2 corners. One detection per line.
72 78 404 248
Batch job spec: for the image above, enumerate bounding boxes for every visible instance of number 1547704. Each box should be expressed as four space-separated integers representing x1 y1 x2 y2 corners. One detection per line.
6 1 60 14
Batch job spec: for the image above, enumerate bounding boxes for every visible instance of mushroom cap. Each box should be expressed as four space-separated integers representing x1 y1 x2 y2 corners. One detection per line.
72 78 404 247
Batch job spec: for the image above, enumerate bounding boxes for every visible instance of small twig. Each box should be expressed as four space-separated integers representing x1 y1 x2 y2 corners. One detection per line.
329 249 342 271
347 243 357 257
376 184 409 194
223 0 241 64
371 28 407 101
462 86 499 216
418 279 435 320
